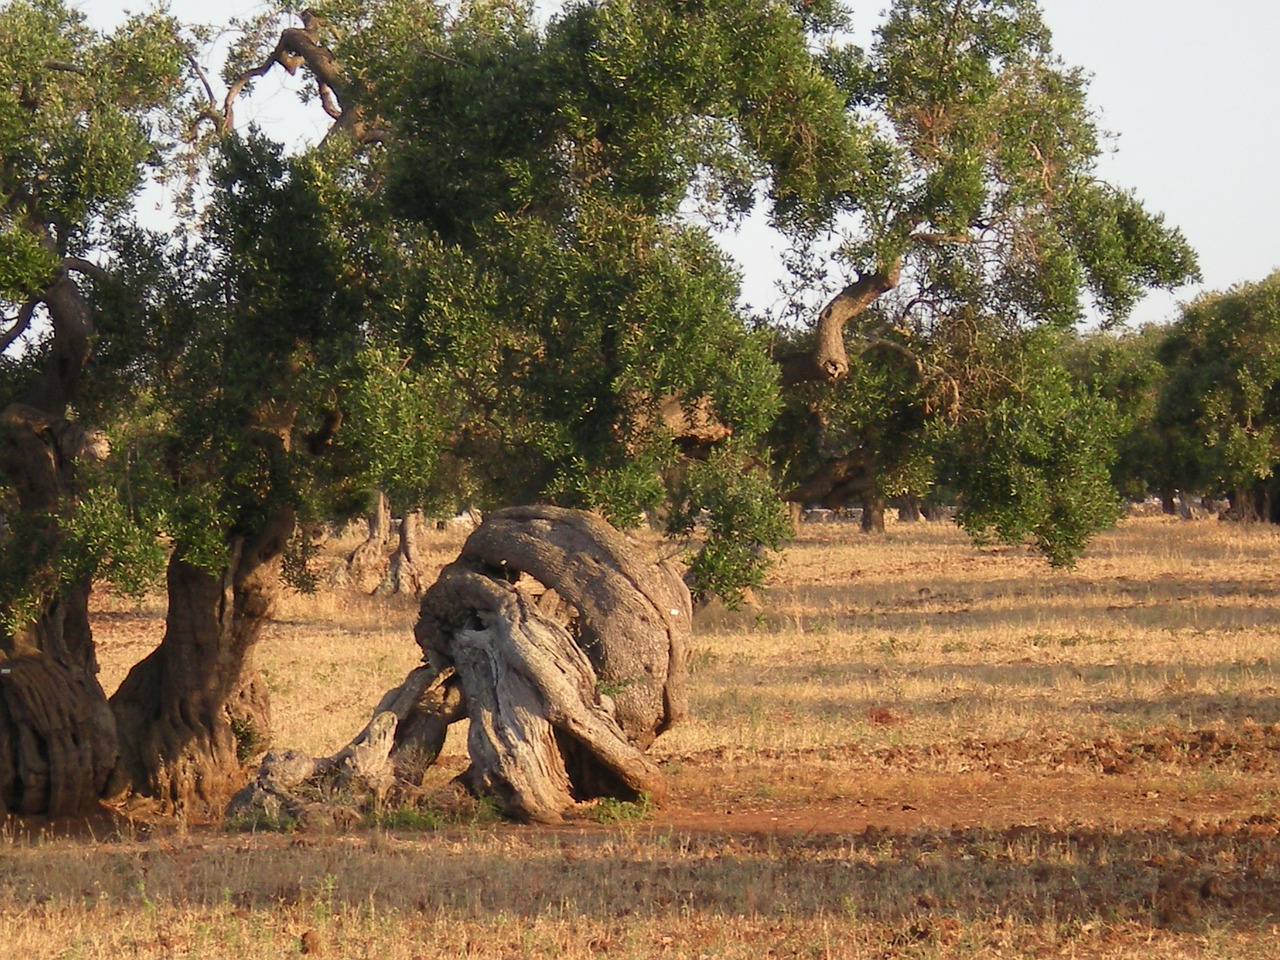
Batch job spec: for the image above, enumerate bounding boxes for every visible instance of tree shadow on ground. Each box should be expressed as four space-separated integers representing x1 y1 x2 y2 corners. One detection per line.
4 818 1278 934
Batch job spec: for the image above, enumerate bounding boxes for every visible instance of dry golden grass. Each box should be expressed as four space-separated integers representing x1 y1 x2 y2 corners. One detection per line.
9 515 1280 959
672 516 1280 760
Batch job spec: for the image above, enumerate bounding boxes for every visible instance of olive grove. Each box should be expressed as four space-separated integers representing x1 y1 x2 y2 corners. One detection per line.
1 0 1197 819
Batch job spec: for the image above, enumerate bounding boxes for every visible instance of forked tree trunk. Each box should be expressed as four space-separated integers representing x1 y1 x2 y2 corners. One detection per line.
346 490 392 587
380 508 427 596
106 511 290 814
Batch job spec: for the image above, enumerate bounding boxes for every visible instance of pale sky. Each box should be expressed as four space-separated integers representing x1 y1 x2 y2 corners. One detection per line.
73 0 1280 329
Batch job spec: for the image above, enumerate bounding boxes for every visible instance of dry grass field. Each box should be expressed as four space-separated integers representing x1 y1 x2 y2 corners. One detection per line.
5 515 1280 958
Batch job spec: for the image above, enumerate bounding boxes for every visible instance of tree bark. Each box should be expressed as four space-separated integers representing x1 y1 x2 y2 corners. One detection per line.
777 263 902 386
380 508 427 596
0 267 119 817
225 663 466 827
861 494 886 534
346 490 392 587
106 510 291 815
415 506 686 821
228 506 681 826
0 651 118 816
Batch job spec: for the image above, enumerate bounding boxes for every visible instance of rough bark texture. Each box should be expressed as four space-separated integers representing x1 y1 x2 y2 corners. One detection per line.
226 663 466 828
380 508 427 596
229 506 683 827
0 267 120 817
346 490 392 587
413 506 685 822
0 653 118 815
106 513 290 815
777 264 902 386
423 505 691 746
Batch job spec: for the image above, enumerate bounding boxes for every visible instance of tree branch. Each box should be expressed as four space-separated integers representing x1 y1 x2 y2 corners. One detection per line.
0 297 39 355
222 12 362 138
778 259 902 386
910 230 976 246
62 257 109 284
43 60 86 75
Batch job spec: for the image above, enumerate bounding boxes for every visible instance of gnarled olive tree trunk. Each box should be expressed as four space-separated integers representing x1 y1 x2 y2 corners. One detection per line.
106 511 290 815
231 506 688 825
413 505 689 821
0 271 120 817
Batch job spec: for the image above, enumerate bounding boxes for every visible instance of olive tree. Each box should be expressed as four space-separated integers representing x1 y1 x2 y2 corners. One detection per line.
771 0 1198 561
0 0 185 815
1156 271 1280 521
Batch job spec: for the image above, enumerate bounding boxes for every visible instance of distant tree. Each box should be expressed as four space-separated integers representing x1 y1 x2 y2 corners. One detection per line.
1156 271 1280 521
1063 324 1189 511
936 327 1122 567
773 308 936 532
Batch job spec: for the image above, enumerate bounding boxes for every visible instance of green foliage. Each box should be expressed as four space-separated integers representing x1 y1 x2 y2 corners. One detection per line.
229 716 266 764
592 792 653 824
668 447 793 605
1155 271 1280 511
1 0 1211 626
772 312 936 508
1062 325 1178 502
940 331 1122 566
0 0 183 263
0 227 58 301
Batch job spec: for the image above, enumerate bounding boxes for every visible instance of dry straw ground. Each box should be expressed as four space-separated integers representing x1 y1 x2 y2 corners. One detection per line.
5 515 1280 958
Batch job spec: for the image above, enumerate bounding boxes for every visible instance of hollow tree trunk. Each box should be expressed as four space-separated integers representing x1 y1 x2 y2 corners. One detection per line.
106 510 291 815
